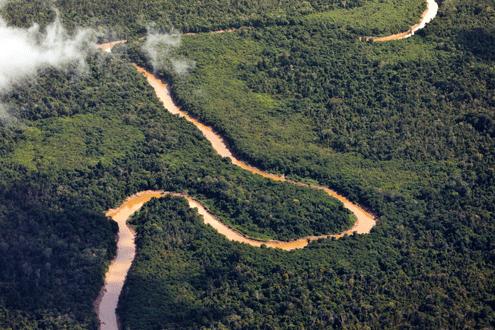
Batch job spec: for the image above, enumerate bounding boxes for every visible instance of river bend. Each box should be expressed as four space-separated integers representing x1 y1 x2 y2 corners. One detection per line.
367 0 438 42
91 2 440 324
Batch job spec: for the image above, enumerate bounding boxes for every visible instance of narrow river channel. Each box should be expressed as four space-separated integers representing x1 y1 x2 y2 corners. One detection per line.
94 1 440 324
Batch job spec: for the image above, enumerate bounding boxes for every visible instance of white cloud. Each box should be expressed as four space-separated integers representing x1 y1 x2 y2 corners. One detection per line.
143 31 181 70
0 9 95 95
0 103 9 121
142 30 195 76
171 58 196 76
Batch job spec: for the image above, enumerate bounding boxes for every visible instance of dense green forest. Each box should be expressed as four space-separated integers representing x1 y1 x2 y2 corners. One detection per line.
1 0 423 37
0 54 352 327
1 0 494 328
116 0 494 328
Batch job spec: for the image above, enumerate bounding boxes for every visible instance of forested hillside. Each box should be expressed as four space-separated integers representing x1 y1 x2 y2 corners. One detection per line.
117 0 494 327
1 0 423 36
0 53 351 328
0 0 494 328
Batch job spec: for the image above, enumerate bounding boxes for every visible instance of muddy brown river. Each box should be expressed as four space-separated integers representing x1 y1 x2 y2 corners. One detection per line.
95 191 162 330
94 2 439 324
94 63 376 329
367 0 438 42
133 64 377 243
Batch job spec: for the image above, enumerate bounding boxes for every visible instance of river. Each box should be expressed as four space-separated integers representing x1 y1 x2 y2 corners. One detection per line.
369 0 438 42
93 1 440 324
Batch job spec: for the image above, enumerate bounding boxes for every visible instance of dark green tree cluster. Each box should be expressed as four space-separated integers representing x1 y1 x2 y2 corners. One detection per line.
2 0 364 37
232 0 494 163
119 190 494 329
0 176 117 329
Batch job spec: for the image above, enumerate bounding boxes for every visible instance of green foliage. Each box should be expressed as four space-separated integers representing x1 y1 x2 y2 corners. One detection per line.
120 196 494 329
0 177 117 329
305 0 425 35
0 306 87 330
1 0 354 35
9 114 144 171
0 52 352 325
1 0 494 328
1 0 424 37
115 0 495 328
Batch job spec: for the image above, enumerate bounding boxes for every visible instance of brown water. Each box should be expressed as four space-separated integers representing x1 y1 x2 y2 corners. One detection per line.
367 0 438 42
97 0 439 56
94 3 441 323
95 191 162 330
133 65 376 244
96 40 127 53
183 28 240 36
95 40 377 330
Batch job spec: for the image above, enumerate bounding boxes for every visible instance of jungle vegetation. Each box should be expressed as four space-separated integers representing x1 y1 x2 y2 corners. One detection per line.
117 0 494 328
0 54 352 328
1 0 424 37
0 0 494 328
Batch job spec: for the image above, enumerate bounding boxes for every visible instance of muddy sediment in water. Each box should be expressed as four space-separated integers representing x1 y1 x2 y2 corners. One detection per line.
366 0 438 42
132 65 377 246
95 40 379 329
94 180 377 329
95 191 162 330
94 64 377 329
93 1 441 322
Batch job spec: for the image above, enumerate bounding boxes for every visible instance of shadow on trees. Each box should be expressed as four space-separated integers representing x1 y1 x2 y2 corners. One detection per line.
457 28 495 61
0 179 117 327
